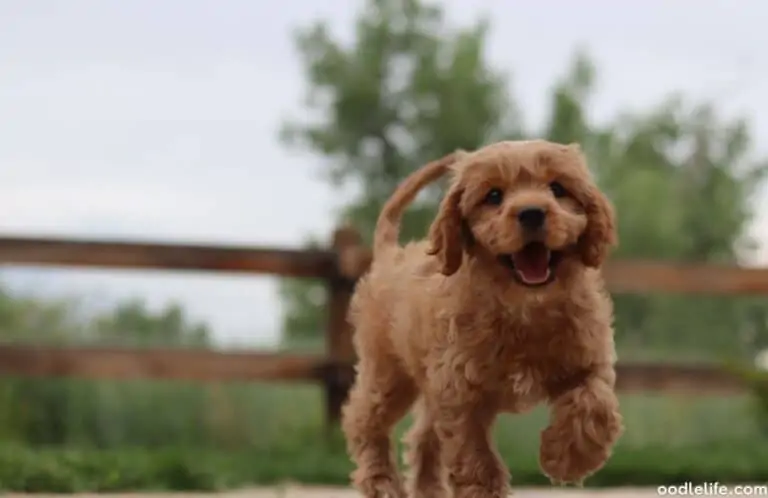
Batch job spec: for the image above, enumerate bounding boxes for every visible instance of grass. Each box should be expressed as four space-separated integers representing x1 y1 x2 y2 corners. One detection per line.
0 383 767 492
2 439 768 493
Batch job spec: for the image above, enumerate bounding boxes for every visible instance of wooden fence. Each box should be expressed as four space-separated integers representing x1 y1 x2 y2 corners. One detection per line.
2 228 768 426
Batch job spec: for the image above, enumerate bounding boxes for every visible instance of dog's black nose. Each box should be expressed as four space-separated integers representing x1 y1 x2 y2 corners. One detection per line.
517 207 546 230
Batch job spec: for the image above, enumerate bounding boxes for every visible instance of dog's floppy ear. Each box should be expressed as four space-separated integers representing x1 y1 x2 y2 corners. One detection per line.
577 184 617 268
427 182 465 276
558 143 617 268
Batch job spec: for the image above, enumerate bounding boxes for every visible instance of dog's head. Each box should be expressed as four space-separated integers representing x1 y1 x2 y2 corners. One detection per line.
427 140 616 288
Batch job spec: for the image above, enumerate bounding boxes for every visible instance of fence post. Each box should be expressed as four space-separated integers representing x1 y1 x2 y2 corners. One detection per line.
324 226 362 428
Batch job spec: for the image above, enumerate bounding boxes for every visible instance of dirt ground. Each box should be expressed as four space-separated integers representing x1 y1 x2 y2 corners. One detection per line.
2 487 666 497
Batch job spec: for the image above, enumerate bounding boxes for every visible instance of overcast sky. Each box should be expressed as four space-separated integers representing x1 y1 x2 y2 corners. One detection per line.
2 0 768 348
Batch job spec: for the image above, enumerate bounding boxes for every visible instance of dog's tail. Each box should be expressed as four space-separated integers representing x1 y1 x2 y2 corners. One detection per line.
373 151 462 255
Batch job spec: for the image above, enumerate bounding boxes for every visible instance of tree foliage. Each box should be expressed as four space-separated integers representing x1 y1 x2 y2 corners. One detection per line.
280 0 519 342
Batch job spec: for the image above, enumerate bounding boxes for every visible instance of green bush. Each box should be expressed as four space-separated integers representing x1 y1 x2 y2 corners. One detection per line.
727 364 768 436
0 371 766 492
1 440 768 492
0 387 766 492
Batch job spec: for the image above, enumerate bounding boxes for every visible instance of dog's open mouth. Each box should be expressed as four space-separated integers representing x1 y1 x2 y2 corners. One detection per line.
498 242 562 287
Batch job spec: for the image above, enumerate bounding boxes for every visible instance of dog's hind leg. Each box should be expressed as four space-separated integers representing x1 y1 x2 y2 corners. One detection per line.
342 354 416 498
402 398 446 498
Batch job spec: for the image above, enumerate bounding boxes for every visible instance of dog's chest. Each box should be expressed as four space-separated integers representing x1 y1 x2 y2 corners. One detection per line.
489 323 570 413
496 359 547 413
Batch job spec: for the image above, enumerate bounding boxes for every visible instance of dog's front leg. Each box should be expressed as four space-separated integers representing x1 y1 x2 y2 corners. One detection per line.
428 362 509 498
539 364 624 485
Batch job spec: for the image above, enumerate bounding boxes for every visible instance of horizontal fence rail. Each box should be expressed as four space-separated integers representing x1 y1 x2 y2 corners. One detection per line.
601 259 768 295
0 236 337 279
0 344 328 383
0 345 749 394
347 252 768 296
3 235 768 294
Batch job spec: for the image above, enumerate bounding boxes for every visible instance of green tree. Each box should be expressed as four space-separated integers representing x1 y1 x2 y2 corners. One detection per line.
542 59 768 358
90 299 210 348
605 103 768 359
279 0 519 344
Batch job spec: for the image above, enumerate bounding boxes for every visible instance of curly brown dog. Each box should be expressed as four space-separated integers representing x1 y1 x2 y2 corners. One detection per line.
341 140 624 498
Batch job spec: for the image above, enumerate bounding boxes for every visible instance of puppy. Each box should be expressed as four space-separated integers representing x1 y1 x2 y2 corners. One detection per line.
341 140 623 498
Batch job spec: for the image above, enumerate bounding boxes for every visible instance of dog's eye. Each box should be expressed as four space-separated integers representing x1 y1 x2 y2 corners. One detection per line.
484 188 504 205
549 181 568 198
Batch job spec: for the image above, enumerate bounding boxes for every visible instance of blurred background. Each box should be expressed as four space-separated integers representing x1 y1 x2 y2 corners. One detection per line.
2 0 768 492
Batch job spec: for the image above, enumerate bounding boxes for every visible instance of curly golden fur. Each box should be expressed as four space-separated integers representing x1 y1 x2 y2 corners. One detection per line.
341 140 624 498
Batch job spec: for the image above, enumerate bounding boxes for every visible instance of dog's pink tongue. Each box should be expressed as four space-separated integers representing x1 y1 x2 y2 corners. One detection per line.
512 245 550 283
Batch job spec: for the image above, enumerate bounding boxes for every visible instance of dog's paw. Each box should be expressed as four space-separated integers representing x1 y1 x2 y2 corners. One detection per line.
452 483 509 498
357 475 406 498
539 387 623 485
547 476 584 488
538 422 612 484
